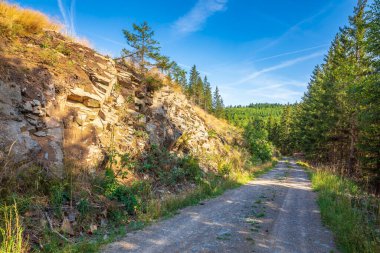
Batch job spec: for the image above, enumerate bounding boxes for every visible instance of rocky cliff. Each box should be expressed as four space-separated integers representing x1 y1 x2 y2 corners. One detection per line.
0 30 244 177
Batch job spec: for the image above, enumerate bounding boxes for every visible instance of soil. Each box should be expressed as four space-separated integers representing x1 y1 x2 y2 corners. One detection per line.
102 159 337 253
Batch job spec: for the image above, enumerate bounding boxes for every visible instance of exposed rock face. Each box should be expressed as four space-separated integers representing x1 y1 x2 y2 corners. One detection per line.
0 31 240 176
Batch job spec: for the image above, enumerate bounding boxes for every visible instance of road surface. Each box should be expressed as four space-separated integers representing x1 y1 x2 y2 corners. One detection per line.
102 159 337 253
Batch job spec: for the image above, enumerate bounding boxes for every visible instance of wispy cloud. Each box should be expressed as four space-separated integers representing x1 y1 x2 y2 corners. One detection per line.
70 0 76 35
257 3 333 53
228 51 324 86
173 0 228 35
253 44 329 62
219 77 304 105
57 0 76 36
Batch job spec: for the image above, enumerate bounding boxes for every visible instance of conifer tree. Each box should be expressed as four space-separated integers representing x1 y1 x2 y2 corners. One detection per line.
122 21 160 72
203 76 213 112
213 86 224 118
188 65 199 99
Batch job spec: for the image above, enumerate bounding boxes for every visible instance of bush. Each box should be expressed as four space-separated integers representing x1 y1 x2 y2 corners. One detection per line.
244 119 273 163
103 169 138 215
179 155 202 181
145 74 164 92
218 163 232 177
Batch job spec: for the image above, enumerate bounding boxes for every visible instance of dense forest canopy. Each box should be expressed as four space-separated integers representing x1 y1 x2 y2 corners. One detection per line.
225 103 287 127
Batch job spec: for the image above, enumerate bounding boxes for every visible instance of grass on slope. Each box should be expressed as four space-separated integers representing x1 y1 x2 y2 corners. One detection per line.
42 160 277 253
302 163 380 253
0 1 60 37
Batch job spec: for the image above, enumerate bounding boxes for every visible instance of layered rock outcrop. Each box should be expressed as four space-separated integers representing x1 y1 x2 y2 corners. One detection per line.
0 31 241 176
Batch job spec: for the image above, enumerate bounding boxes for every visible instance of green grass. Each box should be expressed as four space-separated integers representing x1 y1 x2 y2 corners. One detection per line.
51 160 278 252
311 170 380 253
0 203 29 253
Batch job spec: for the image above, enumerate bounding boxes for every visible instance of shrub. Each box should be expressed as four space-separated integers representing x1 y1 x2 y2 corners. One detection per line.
145 74 164 92
218 163 232 177
103 169 138 215
179 155 202 181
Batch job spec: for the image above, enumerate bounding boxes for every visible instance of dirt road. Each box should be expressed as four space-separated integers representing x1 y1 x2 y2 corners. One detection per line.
102 159 337 253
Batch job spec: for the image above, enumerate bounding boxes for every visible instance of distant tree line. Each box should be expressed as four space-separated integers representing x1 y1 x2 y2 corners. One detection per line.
224 104 286 127
121 22 225 118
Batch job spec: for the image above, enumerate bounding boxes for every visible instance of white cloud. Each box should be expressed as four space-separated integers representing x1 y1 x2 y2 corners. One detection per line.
57 0 76 36
256 3 333 53
253 44 329 62
228 51 324 86
173 0 228 35
219 76 305 105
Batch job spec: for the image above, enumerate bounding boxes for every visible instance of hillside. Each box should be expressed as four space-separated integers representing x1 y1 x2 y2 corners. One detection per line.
1 1 379 252
0 2 257 251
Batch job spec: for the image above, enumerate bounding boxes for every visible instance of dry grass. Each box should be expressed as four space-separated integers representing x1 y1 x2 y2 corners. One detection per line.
0 203 29 253
193 106 242 140
0 1 60 37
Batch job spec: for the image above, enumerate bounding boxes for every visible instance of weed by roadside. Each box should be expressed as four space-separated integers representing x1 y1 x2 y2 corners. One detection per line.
311 169 380 253
0 203 29 253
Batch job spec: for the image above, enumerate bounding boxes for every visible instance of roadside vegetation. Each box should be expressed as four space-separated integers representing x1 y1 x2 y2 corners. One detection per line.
297 162 380 253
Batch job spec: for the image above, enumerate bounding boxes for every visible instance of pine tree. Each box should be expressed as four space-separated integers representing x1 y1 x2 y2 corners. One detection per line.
188 65 199 99
194 76 204 106
357 0 380 190
155 55 173 74
170 62 187 89
213 86 224 118
203 76 213 112
122 21 160 72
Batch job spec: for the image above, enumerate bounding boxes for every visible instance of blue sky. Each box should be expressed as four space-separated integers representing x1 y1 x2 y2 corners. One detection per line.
16 0 359 105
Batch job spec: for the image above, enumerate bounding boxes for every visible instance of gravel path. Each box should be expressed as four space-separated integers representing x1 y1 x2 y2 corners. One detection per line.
102 159 337 253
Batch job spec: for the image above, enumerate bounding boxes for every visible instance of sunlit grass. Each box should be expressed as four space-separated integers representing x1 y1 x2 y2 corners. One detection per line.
0 203 29 253
311 170 380 253
0 1 60 37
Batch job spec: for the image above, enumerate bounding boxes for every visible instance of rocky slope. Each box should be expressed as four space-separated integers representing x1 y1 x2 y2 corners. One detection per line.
0 30 244 177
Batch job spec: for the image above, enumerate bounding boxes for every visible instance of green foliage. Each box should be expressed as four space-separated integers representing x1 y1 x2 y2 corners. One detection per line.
40 48 58 66
245 118 273 163
103 169 138 215
207 129 217 138
55 43 71 56
122 21 160 71
0 203 28 253
212 86 225 118
312 170 380 252
50 184 68 217
272 0 380 190
225 103 285 128
144 74 164 92
217 163 232 177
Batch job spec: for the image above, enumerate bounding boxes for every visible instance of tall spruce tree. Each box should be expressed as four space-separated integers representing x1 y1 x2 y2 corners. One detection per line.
213 86 224 118
203 76 213 112
188 65 200 99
